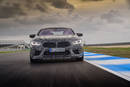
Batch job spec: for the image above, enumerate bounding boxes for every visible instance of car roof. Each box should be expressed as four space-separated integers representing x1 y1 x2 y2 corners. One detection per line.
40 27 72 30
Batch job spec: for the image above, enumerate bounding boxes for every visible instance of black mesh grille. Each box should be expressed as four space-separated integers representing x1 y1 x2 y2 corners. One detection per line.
34 50 41 56
43 41 70 48
43 42 56 48
44 50 70 55
57 41 70 47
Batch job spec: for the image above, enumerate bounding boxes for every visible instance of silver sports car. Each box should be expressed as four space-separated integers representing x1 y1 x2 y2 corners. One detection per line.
29 27 84 62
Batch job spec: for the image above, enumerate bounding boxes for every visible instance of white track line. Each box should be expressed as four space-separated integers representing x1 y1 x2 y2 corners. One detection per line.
88 59 130 65
84 53 96 55
85 55 112 58
84 54 96 55
84 60 130 81
119 72 130 78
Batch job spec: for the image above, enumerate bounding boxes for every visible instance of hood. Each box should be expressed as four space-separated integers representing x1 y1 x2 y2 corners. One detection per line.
38 35 77 39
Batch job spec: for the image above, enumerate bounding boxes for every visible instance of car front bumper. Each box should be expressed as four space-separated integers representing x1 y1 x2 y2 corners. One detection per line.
30 45 84 60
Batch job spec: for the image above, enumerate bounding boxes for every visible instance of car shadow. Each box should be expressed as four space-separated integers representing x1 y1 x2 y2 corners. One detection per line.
29 59 83 66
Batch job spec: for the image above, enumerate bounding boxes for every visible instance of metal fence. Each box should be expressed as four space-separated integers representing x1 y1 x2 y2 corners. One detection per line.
0 40 30 51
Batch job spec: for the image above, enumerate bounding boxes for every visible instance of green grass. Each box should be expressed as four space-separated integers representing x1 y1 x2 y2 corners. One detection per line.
0 50 29 54
84 47 130 58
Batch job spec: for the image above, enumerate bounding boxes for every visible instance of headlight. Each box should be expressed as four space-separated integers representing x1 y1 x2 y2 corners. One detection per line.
30 41 41 46
72 40 82 45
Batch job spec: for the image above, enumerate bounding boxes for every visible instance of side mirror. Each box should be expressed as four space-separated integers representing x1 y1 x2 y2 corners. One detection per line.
29 34 36 38
77 33 83 37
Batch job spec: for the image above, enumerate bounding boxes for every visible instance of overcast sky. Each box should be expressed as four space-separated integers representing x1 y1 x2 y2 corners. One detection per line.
0 0 130 44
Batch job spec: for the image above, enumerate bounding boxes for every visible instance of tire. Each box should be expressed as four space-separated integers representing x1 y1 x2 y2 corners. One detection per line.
30 56 36 63
77 56 84 61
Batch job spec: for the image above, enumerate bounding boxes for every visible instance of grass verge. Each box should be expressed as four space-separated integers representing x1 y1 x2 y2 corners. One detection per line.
0 50 29 54
84 46 130 58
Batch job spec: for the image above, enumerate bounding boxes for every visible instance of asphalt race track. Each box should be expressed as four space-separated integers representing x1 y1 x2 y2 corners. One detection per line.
0 52 130 87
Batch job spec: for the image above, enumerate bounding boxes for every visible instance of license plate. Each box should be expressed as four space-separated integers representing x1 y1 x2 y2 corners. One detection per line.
49 48 65 52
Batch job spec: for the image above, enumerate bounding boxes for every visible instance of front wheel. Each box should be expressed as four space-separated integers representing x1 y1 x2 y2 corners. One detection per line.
30 56 36 63
77 56 84 61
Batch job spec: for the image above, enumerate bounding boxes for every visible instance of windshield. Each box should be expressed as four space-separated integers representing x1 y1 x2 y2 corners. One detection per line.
38 28 75 36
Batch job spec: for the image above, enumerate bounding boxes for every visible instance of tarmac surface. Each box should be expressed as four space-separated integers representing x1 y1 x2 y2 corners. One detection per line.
0 52 130 87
